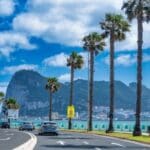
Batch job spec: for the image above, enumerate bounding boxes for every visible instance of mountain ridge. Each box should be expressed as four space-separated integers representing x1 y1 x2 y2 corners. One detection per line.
6 70 150 117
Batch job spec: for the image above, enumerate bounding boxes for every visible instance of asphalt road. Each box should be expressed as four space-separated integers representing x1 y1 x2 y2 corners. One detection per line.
34 131 150 150
0 129 150 150
0 128 30 150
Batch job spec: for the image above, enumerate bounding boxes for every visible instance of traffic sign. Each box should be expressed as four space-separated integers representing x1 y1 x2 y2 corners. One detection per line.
67 105 75 118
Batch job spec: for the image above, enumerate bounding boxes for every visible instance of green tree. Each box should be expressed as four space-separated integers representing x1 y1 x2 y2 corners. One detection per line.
83 32 105 131
67 51 84 129
0 92 4 101
46 77 60 121
122 0 150 136
6 98 19 109
100 13 130 132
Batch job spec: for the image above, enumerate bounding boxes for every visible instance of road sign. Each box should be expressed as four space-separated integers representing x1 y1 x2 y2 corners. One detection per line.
67 105 75 118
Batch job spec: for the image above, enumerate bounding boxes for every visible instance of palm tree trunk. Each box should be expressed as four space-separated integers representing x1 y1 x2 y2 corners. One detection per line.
133 13 143 136
107 31 115 133
49 91 52 121
68 65 74 129
88 50 94 131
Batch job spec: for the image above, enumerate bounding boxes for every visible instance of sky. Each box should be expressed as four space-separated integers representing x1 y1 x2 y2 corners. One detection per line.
0 0 150 93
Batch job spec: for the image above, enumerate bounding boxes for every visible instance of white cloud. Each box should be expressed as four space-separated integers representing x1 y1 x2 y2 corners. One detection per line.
1 64 38 75
0 0 148 55
43 52 68 67
0 82 8 94
0 0 15 16
79 52 88 68
12 0 125 46
58 73 82 82
43 52 87 68
58 73 70 82
115 54 136 66
13 13 49 36
0 32 36 56
104 53 150 66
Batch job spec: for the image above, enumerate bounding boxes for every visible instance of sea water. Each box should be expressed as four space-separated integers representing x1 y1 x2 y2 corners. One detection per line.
4 119 150 133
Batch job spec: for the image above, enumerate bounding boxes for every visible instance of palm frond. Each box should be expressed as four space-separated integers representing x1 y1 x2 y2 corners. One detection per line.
100 13 130 41
82 32 105 55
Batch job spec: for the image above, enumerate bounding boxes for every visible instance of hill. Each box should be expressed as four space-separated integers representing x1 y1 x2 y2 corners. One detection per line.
6 70 150 117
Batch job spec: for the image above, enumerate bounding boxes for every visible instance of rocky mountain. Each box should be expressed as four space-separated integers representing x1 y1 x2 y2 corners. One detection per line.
6 70 150 117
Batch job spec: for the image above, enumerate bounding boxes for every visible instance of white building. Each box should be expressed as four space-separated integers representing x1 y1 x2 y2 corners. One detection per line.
8 109 19 119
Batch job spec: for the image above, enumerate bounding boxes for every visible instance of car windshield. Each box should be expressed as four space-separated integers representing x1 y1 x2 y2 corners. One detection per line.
23 122 32 125
43 122 56 126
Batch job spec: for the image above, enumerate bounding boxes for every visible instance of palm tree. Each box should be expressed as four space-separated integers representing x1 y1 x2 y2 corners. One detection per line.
100 13 130 133
122 0 150 136
6 98 19 109
0 92 4 101
83 32 105 131
67 51 84 129
46 77 60 121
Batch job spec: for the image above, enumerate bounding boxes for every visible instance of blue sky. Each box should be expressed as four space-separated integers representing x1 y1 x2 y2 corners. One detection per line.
0 0 150 93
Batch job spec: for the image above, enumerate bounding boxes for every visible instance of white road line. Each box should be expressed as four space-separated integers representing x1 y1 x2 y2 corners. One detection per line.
92 134 150 148
56 140 65 145
111 142 125 147
95 148 102 150
0 137 10 141
83 141 89 145
13 132 37 150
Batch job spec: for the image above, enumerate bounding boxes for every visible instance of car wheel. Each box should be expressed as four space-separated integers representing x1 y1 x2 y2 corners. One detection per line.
55 133 58 136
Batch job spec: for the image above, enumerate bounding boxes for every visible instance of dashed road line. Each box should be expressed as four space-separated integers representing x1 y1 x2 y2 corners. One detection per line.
56 140 65 145
95 148 102 150
111 142 125 147
83 141 89 145
0 137 11 141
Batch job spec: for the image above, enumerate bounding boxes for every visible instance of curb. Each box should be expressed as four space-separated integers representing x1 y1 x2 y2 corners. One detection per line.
13 132 37 150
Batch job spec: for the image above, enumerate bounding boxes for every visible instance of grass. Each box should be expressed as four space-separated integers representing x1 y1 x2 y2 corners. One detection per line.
62 129 150 145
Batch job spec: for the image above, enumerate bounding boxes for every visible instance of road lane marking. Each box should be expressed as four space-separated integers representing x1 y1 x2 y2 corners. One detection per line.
83 141 89 145
95 148 102 150
63 131 150 148
92 134 150 148
13 132 37 150
111 142 125 147
56 140 65 145
0 137 10 141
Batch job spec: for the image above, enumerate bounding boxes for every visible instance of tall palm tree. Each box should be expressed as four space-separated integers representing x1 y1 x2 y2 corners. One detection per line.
83 32 105 131
46 77 60 121
122 0 150 136
100 14 130 132
6 98 19 109
67 52 84 129
0 92 4 101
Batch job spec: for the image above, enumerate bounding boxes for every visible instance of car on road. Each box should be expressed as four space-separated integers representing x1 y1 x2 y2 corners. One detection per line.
38 121 58 135
0 121 10 128
19 122 35 131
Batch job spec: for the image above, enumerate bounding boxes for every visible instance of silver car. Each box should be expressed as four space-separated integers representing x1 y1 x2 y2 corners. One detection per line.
19 122 35 131
39 121 58 135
